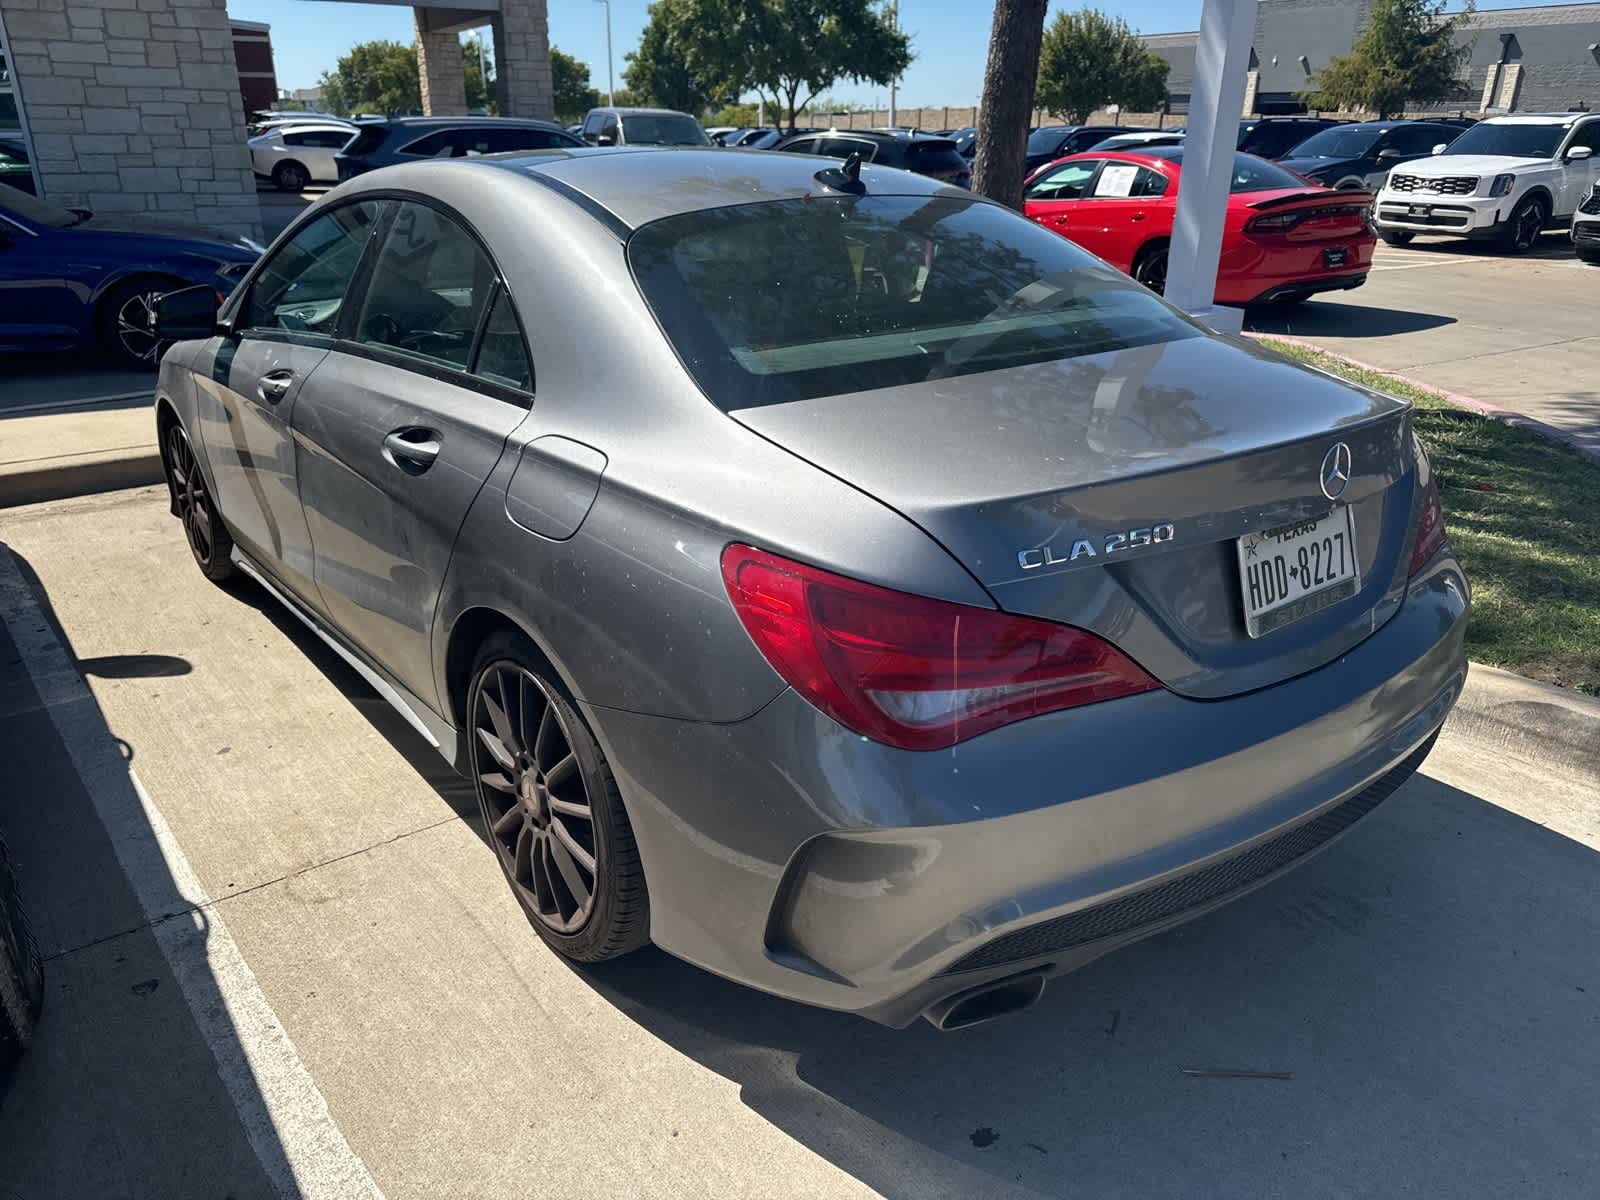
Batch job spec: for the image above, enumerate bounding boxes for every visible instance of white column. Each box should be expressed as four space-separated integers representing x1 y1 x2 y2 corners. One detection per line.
1163 0 1258 333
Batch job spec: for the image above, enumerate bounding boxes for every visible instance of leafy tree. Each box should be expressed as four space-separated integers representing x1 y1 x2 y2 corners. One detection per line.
1035 8 1169 125
1304 0 1475 118
973 0 1049 209
463 38 495 113
553 47 601 121
318 40 421 117
709 102 761 127
624 0 729 113
670 0 912 132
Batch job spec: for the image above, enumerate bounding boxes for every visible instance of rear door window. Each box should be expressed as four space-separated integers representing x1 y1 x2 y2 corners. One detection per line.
472 290 533 392
817 137 876 160
1089 163 1167 197
354 201 494 371
244 200 384 336
399 129 461 158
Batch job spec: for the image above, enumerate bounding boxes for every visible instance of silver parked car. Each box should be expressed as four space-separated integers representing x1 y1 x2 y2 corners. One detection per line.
248 121 357 192
151 147 1468 1029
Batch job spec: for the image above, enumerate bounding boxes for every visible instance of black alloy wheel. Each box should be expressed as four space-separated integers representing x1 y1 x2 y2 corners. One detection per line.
468 643 648 961
1506 195 1547 254
272 160 309 193
1132 244 1169 295
164 423 235 582
100 282 170 368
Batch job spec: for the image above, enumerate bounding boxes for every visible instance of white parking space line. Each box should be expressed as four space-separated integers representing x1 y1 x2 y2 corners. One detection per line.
0 546 385 1200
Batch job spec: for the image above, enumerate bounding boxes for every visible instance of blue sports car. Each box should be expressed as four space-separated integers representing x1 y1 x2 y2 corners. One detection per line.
0 187 261 367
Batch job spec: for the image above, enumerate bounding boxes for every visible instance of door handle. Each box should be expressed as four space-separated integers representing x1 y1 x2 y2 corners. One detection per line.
382 427 441 473
1052 215 1069 225
257 369 294 403
1130 212 1147 222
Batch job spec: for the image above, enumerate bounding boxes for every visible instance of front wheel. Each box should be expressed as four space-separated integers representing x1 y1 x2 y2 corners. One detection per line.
1503 195 1548 254
468 633 649 963
1380 230 1415 246
1131 243 1169 295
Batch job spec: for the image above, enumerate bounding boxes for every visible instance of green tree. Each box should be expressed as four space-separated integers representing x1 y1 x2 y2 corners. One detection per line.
1304 0 1475 118
1035 9 1168 125
318 40 421 117
463 38 495 113
623 0 729 114
671 0 912 132
553 47 601 121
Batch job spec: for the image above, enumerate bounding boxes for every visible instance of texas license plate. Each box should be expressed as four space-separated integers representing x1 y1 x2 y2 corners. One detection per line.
1236 508 1359 637
1323 246 1348 268
1409 204 1432 216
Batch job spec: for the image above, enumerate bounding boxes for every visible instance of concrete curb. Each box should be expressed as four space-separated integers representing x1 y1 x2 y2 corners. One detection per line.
1247 333 1600 465
0 403 161 510
0 450 164 509
1446 663 1600 791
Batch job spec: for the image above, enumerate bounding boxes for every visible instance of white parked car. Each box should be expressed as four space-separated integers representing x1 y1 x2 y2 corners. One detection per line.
1374 113 1600 253
1574 180 1600 263
248 122 356 192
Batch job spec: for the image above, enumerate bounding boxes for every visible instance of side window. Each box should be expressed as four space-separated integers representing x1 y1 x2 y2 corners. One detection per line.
1567 121 1600 154
1026 159 1101 201
484 127 570 152
599 116 620 143
308 129 354 148
355 201 494 371
473 290 532 392
1088 162 1165 198
818 137 875 160
779 138 820 155
1388 126 1444 156
282 131 312 147
243 200 382 336
399 129 459 158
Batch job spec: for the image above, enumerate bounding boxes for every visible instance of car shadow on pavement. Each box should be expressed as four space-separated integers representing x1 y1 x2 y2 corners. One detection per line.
0 546 289 1199
1246 301 1456 339
579 770 1599 1198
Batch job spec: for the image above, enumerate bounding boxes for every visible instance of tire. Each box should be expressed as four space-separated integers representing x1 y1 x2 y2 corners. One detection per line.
1575 246 1600 264
1380 230 1415 246
1334 177 1366 191
0 827 44 1068
96 278 177 369
467 631 649 963
162 418 237 583
1131 242 1169 295
1503 194 1548 254
272 160 309 193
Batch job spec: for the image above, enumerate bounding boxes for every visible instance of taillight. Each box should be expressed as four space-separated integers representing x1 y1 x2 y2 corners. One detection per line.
1246 211 1302 233
1408 472 1447 576
721 544 1158 751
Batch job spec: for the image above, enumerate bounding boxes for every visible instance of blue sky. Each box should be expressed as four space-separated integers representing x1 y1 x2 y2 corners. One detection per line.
234 0 1557 106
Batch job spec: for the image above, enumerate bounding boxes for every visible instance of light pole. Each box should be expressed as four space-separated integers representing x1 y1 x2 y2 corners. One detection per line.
887 1 898 128
592 0 614 107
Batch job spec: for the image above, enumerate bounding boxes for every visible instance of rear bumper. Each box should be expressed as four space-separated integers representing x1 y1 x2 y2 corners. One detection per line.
1216 237 1376 305
590 555 1468 1026
1246 272 1368 305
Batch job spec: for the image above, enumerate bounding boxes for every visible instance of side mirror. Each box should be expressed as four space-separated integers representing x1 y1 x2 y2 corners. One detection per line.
1567 145 1594 161
1431 143 1449 155
595 131 617 146
1376 148 1405 161
150 284 222 340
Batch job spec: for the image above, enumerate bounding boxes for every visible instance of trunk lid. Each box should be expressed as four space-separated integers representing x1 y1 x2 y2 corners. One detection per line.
1239 188 1374 241
730 334 1417 699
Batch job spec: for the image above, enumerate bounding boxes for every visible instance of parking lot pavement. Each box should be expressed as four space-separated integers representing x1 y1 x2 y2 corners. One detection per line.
1247 234 1600 454
257 184 329 241
2 485 1598 1199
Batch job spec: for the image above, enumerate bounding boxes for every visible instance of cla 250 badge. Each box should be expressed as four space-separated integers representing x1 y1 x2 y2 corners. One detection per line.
1018 523 1176 571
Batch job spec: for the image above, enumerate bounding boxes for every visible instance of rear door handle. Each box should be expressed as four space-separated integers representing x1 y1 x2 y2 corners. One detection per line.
257 369 294 403
1130 212 1147 222
1051 215 1069 226
382 427 441 473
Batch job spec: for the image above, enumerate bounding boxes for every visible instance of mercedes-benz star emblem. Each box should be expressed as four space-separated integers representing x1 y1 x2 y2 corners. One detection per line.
1320 442 1353 502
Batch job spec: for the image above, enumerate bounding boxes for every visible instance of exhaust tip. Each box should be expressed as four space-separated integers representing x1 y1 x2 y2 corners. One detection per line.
924 971 1047 1031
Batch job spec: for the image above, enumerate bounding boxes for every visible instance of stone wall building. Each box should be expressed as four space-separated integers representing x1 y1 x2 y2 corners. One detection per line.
0 0 262 236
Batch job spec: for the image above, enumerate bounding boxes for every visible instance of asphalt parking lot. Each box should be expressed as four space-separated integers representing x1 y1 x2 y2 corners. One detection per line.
2 484 1598 1199
1247 233 1600 453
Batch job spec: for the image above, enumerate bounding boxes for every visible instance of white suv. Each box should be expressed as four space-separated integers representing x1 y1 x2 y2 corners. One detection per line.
1574 180 1600 263
248 122 357 192
1374 113 1600 253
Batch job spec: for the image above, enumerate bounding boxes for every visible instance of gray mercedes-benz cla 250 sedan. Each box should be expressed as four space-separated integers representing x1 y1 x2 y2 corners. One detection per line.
150 147 1467 1030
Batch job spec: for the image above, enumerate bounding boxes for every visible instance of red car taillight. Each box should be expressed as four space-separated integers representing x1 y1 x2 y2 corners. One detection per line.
721 545 1159 751
1408 473 1447 576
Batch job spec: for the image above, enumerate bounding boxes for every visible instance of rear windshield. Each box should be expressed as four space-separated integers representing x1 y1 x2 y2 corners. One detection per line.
343 125 390 157
1026 127 1073 153
1289 127 1382 158
622 114 709 145
906 141 968 175
1443 122 1566 159
1147 149 1308 192
628 194 1198 409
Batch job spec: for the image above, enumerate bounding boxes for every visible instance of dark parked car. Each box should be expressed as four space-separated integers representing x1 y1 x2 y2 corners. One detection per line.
335 117 581 180
1024 125 1135 172
948 125 977 159
149 147 1464 1030
1236 117 1346 159
0 136 36 195
773 129 970 186
0 187 259 366
579 106 710 147
1278 120 1465 191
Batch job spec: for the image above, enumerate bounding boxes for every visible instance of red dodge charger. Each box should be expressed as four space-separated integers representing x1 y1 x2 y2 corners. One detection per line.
1022 146 1376 307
